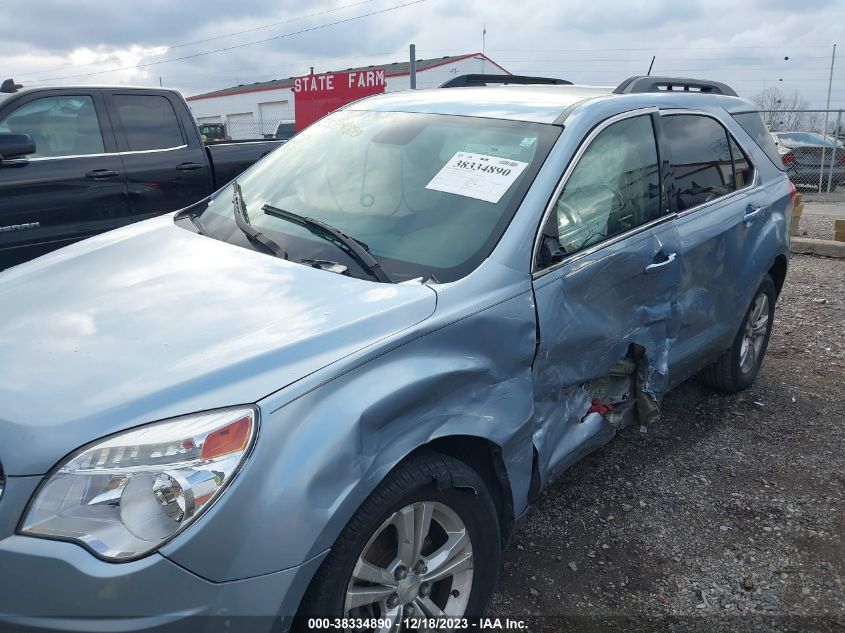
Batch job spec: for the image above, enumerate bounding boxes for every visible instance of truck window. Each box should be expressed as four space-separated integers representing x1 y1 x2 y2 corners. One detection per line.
0 95 104 158
113 95 184 151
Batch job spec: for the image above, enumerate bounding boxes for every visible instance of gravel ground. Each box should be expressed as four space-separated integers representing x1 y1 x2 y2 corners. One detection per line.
490 254 845 632
798 213 838 241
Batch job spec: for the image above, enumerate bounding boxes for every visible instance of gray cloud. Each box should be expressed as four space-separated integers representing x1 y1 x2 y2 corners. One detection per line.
1 0 842 107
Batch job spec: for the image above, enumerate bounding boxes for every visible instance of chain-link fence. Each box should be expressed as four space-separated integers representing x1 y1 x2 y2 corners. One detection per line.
759 109 845 198
198 119 296 142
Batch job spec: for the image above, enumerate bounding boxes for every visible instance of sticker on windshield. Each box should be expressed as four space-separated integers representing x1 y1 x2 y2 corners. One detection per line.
425 152 529 204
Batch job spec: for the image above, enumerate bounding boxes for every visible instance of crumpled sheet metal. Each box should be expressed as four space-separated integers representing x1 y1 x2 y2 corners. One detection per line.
530 223 681 487
164 228 679 581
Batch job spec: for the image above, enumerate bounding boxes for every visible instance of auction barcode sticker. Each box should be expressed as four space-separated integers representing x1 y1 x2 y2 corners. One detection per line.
425 152 529 204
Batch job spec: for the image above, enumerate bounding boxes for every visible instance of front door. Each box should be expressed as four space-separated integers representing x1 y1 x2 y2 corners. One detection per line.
0 91 129 268
531 110 681 486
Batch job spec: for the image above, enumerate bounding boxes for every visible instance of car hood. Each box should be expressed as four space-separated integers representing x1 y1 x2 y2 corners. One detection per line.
0 216 436 475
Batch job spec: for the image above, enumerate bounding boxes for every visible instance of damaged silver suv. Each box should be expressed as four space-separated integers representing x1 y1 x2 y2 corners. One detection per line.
0 74 793 631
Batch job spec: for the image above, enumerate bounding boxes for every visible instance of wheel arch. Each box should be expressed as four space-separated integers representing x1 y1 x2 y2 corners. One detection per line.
407 435 515 547
768 253 788 298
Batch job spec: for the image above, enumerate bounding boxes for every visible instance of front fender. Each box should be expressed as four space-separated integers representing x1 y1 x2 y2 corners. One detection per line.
160 268 538 584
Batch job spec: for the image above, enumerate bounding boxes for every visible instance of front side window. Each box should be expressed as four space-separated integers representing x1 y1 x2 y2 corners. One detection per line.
663 114 735 211
196 110 560 282
0 95 104 158
113 95 184 151
540 114 662 264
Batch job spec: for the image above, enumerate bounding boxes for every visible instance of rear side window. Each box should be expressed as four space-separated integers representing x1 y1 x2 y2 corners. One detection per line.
663 114 735 211
732 111 786 171
730 138 754 189
113 95 184 151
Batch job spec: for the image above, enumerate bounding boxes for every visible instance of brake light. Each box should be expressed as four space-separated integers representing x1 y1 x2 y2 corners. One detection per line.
782 151 794 167
838 153 845 166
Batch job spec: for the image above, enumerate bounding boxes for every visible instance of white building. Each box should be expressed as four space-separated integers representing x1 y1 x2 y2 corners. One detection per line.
186 53 509 139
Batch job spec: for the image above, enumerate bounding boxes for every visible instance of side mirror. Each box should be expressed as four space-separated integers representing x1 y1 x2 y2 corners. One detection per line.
0 133 36 160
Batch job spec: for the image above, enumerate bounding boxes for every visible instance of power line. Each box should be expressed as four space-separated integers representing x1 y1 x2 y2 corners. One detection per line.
26 0 426 83
483 46 835 51
17 0 382 79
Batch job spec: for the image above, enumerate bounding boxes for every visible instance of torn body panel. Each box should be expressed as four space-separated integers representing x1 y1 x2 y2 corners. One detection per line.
530 220 681 489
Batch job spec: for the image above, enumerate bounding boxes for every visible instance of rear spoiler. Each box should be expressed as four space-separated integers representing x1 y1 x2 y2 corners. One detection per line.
614 76 737 97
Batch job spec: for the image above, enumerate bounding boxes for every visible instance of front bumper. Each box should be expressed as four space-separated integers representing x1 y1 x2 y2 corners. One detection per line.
0 477 324 633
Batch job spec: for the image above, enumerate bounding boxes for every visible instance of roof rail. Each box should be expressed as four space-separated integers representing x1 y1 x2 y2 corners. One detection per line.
439 74 573 89
1 78 23 94
613 76 737 97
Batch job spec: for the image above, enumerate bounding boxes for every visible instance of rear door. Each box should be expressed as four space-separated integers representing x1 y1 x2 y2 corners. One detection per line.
105 91 213 221
531 110 681 484
661 111 763 382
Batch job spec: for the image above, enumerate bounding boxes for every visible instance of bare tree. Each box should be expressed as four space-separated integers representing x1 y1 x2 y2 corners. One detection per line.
752 87 819 131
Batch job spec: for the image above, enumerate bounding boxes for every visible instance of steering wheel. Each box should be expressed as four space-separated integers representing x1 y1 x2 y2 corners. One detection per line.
555 184 626 245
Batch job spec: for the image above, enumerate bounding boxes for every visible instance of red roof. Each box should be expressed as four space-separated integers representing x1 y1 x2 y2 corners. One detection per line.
187 52 509 101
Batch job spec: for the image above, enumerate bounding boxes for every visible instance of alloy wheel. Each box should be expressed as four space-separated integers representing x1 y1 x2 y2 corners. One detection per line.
740 293 770 374
344 501 474 630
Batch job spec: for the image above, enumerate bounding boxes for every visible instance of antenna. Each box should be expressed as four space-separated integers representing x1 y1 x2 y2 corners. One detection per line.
646 56 656 76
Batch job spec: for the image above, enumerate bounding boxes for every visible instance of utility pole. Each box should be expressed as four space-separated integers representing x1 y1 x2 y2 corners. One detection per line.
819 43 837 193
409 44 417 89
482 25 486 73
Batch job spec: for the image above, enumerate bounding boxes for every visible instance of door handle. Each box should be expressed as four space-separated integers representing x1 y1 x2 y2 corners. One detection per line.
176 162 204 171
743 204 769 226
644 252 677 274
85 169 120 179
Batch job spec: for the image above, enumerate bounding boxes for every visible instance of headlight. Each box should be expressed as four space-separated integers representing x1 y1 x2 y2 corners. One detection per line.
20 407 256 561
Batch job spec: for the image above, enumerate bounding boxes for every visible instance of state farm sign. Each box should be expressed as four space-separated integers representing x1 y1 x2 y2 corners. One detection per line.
292 70 386 131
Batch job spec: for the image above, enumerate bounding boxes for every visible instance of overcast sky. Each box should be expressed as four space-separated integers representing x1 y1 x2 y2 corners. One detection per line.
1 0 843 108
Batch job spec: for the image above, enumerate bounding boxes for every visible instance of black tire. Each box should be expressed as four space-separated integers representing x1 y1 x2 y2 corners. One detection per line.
298 452 500 628
699 274 776 392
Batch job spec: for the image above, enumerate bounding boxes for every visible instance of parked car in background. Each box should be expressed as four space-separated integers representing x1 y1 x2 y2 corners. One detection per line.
0 82 284 268
770 132 795 170
198 121 231 142
273 121 297 141
0 75 793 632
772 131 845 189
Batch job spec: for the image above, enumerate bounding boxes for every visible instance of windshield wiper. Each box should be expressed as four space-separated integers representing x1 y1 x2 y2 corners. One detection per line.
231 182 288 260
261 204 392 283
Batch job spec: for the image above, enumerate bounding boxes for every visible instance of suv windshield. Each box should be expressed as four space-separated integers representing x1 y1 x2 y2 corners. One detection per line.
197 109 559 282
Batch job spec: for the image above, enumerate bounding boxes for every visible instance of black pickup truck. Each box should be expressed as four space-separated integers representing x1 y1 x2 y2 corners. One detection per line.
0 83 284 268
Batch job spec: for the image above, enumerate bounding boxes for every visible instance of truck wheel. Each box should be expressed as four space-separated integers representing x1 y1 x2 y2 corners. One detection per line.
699 274 776 393
299 453 500 629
